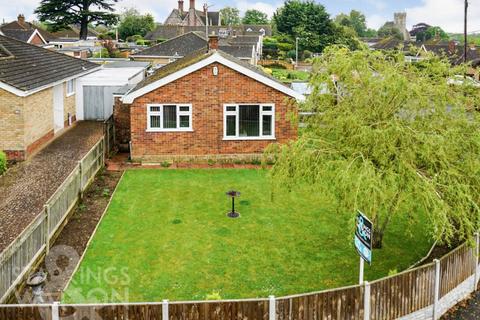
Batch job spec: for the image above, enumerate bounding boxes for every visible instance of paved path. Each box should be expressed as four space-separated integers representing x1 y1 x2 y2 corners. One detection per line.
0 122 104 253
442 290 480 319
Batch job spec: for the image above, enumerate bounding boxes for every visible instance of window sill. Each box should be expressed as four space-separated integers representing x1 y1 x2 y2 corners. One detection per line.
66 92 75 97
146 129 194 133
223 137 276 141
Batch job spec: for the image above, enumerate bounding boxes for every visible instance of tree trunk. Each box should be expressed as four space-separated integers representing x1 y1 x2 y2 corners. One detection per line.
79 17 89 40
373 229 384 249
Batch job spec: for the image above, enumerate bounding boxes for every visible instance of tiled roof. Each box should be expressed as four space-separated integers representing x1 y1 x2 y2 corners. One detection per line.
132 48 284 93
134 32 255 60
1 29 35 43
0 35 99 92
219 45 253 58
0 20 56 42
134 32 207 57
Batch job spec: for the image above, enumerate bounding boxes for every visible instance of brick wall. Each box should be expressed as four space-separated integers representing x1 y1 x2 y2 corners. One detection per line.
132 57 170 66
23 87 54 148
114 96 131 150
29 33 45 45
0 89 25 152
123 63 297 162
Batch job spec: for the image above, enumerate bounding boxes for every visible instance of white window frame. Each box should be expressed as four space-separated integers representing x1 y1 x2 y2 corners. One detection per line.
146 104 193 132
66 79 75 97
223 104 275 140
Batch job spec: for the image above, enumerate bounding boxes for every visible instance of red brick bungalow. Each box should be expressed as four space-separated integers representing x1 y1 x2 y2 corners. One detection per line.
116 36 305 163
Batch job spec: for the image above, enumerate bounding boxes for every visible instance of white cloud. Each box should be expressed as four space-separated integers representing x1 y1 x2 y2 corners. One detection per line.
406 0 480 33
366 14 389 30
236 0 282 18
364 0 387 11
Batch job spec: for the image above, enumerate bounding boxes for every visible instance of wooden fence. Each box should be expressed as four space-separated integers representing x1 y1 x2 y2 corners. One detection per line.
0 237 478 320
0 137 106 304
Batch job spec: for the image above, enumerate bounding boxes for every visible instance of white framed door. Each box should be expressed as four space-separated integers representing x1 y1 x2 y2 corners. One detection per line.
53 84 64 133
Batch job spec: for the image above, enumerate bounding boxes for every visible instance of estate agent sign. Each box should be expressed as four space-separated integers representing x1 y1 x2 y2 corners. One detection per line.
354 210 373 265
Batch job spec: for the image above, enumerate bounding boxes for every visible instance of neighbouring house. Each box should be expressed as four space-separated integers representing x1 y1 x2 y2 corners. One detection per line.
116 36 304 163
410 22 432 42
131 31 260 68
0 14 56 46
145 24 271 42
0 35 100 160
164 0 220 26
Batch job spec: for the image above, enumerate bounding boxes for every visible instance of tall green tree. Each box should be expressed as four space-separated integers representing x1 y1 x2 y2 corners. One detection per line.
242 9 269 25
118 8 155 40
378 22 403 40
35 0 119 40
335 10 368 37
268 47 480 248
220 7 241 26
273 0 335 53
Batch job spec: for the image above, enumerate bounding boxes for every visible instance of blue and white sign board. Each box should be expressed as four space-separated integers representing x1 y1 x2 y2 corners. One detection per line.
355 211 373 265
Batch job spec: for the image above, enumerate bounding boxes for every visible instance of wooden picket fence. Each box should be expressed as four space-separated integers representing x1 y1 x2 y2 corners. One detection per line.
0 137 106 304
0 238 478 320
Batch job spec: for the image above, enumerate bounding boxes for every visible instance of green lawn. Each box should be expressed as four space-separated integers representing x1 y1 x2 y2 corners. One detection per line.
63 169 431 303
270 68 310 83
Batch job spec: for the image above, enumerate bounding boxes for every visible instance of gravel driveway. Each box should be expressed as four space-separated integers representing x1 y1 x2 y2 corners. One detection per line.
0 122 104 253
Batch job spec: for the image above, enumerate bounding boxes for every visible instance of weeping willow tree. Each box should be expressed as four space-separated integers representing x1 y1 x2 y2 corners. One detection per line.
268 47 480 248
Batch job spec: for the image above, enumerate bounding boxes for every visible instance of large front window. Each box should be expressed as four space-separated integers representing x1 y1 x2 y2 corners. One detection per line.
147 104 192 132
224 104 275 139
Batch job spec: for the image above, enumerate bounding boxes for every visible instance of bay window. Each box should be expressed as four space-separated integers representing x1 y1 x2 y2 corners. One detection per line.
147 104 192 131
224 104 275 139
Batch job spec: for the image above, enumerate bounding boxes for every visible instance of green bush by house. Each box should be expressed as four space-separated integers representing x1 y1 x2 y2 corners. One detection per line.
0 151 7 175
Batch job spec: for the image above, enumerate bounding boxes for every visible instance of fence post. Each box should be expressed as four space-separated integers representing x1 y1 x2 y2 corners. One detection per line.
44 205 50 255
433 259 441 320
474 232 479 291
52 301 59 320
363 281 370 320
162 299 169 320
78 160 84 197
269 295 276 320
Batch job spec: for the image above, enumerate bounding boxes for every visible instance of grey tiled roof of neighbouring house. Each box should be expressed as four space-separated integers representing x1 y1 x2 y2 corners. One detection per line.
0 29 35 43
219 45 253 59
0 35 99 92
0 20 57 42
133 32 207 57
131 48 287 94
134 32 255 60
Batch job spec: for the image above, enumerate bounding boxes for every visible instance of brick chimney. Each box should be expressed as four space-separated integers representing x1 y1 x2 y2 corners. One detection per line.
17 14 26 26
208 34 219 51
178 0 184 14
188 0 196 26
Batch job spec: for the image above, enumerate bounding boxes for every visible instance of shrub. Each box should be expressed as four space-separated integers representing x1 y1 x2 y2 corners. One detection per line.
161 161 172 168
286 50 297 60
205 291 222 300
303 50 313 59
277 42 294 52
0 151 6 175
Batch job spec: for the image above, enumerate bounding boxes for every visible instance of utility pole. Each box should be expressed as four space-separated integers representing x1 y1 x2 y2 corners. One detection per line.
204 3 209 38
464 0 468 63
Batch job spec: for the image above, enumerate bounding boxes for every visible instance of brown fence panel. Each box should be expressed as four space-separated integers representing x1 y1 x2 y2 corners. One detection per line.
277 285 364 320
59 304 162 320
440 244 476 298
370 263 435 320
169 300 269 320
0 305 52 320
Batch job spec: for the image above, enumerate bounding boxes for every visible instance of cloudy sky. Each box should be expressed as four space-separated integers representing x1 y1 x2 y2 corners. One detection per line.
1 0 479 33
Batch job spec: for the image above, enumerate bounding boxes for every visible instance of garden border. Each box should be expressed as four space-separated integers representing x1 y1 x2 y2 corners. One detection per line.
61 170 126 296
